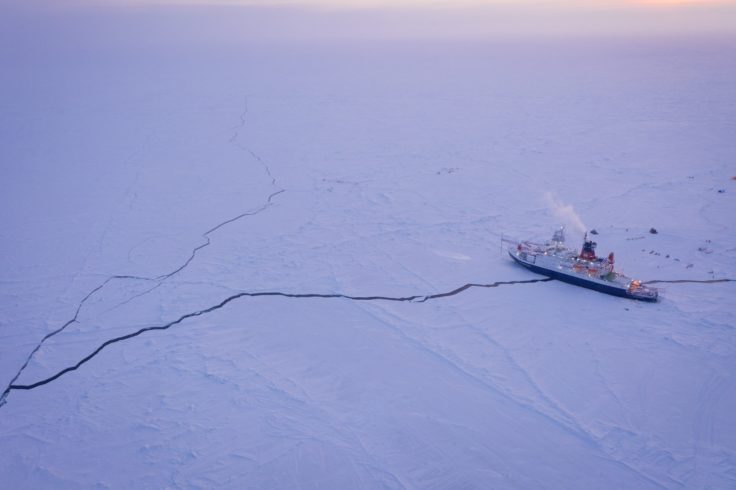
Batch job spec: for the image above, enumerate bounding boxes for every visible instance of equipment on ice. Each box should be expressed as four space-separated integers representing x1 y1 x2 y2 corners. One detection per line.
508 227 658 302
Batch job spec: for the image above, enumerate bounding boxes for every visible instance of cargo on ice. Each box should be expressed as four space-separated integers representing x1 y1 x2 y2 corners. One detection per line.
509 227 658 302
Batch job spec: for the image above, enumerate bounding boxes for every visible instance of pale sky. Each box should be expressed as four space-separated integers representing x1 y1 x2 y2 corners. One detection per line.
105 0 736 6
6 0 736 39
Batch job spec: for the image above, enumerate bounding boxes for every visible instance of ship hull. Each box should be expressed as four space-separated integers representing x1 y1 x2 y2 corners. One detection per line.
509 251 657 302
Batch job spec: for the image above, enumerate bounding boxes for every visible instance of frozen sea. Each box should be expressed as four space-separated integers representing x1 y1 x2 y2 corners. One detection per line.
1 5 735 489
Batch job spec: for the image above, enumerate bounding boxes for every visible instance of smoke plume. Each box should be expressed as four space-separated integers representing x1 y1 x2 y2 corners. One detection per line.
544 193 587 236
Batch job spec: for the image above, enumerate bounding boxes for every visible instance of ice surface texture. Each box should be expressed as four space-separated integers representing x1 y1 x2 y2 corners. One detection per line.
1 4 736 489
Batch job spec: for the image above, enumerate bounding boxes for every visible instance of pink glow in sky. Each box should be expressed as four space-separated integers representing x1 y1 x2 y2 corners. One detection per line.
7 0 736 39
112 0 736 5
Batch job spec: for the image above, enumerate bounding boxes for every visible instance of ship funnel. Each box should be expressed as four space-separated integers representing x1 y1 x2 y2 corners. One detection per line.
580 235 597 260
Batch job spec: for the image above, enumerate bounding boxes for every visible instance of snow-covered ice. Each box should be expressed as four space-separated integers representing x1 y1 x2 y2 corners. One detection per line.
1 3 736 488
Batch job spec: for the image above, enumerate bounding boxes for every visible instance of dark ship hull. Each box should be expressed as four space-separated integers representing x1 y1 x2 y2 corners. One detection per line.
509 250 658 302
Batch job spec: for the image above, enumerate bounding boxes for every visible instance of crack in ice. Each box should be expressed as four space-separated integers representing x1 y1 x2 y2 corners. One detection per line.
0 97 285 407
4 271 734 406
1 278 552 403
643 278 734 285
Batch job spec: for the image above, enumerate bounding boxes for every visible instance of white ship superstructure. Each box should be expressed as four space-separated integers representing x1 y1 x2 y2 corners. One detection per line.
509 227 658 302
